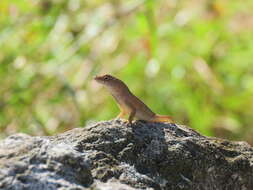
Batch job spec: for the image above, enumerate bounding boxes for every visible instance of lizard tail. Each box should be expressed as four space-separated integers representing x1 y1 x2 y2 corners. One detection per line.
151 114 174 123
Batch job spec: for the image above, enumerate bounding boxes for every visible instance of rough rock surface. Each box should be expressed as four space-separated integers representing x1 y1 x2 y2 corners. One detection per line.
0 119 253 190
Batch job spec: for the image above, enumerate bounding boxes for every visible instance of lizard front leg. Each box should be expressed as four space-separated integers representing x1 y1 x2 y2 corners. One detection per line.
117 110 126 119
128 107 136 124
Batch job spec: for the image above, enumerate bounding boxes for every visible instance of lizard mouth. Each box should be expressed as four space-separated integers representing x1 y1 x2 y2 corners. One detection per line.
94 75 103 83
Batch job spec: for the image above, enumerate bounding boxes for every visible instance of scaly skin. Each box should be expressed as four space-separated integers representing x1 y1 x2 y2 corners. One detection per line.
94 74 174 124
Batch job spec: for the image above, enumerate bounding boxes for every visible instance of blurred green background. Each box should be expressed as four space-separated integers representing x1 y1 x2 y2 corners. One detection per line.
1 0 253 144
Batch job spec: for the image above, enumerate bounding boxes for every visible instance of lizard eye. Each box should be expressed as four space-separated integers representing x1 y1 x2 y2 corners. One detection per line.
104 75 111 80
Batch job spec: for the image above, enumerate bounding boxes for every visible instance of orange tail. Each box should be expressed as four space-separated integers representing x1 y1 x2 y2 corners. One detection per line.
152 114 174 123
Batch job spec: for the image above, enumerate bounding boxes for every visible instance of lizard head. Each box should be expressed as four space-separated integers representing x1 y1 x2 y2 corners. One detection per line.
94 74 119 86
94 74 129 93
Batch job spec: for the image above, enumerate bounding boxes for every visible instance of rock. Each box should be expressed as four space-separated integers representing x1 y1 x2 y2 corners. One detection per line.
0 119 252 190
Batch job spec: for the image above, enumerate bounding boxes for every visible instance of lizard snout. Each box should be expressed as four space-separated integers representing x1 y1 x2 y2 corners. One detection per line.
94 75 103 83
94 75 99 80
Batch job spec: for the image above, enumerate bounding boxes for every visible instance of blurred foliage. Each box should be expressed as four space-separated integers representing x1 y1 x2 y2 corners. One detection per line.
0 0 253 144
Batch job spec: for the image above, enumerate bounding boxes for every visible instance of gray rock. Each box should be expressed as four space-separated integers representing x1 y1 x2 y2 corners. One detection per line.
0 119 252 190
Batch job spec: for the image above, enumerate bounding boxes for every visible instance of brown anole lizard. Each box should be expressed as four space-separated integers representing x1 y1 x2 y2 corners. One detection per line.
94 74 174 124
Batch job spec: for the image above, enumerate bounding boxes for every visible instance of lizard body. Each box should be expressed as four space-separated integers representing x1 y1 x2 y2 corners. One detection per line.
94 74 173 124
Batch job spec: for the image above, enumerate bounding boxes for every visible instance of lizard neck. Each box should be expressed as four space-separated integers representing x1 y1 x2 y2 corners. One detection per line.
106 82 131 98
